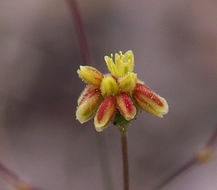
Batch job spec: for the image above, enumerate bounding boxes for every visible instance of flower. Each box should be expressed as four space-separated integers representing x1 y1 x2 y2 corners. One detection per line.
76 50 168 132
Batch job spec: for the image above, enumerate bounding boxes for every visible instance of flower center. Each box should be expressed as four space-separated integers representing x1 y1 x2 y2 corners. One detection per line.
100 75 119 97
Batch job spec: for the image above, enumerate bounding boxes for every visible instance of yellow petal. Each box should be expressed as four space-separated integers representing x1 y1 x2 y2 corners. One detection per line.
94 96 116 132
122 50 134 72
116 92 136 120
118 72 137 93
114 53 123 77
77 66 104 87
115 50 134 76
100 75 119 97
76 88 102 123
132 83 168 117
105 56 119 77
105 50 135 77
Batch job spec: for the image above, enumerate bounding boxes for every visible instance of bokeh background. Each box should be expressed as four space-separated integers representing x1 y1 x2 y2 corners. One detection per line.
0 0 217 190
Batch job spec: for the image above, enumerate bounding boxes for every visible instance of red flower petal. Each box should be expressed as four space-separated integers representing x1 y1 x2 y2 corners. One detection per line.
94 96 116 132
132 83 168 117
116 92 136 120
76 87 102 123
77 85 97 105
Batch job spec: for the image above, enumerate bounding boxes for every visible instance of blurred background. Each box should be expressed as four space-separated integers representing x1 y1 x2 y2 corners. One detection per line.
0 0 217 189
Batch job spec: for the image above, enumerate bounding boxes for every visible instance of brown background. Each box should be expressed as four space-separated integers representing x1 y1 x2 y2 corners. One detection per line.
0 0 217 189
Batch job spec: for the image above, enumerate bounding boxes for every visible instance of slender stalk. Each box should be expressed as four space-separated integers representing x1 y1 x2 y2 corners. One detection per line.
152 123 217 190
120 128 129 190
66 2 114 190
0 162 20 184
96 134 114 190
0 161 39 190
152 158 197 190
66 0 91 65
206 124 217 146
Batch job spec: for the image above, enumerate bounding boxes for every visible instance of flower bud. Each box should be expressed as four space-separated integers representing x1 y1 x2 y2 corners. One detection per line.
133 83 168 117
94 96 116 132
76 88 102 123
77 85 97 105
100 75 119 97
77 66 104 87
118 72 137 93
116 92 136 120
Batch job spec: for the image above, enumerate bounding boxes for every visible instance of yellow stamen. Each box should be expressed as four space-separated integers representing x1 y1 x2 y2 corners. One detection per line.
105 50 135 77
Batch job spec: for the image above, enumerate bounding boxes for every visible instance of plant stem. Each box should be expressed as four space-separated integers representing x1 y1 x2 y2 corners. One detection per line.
0 161 39 190
96 133 114 190
152 123 217 190
206 124 217 146
66 0 91 65
67 1 114 190
120 127 129 190
152 158 197 190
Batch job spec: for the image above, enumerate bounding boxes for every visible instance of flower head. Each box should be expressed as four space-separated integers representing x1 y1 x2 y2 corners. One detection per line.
76 50 168 132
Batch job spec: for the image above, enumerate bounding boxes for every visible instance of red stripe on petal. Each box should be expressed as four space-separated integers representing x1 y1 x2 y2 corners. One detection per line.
133 82 168 117
133 93 148 106
79 86 100 106
117 92 136 120
111 75 118 82
87 67 104 82
97 96 116 122
76 87 102 123
94 96 116 132
134 83 163 106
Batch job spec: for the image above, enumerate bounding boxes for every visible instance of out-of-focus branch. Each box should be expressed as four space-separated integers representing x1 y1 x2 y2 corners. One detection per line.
66 1 114 190
0 162 40 190
152 124 217 190
206 124 217 146
152 158 197 190
66 0 91 66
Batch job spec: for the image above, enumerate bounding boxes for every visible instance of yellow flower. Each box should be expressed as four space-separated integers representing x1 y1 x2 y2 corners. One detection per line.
105 50 134 77
76 50 169 132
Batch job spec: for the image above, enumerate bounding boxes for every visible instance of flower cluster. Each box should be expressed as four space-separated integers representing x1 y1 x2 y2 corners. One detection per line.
76 50 168 132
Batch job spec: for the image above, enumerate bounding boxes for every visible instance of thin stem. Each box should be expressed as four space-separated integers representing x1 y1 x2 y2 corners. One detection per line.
66 1 114 190
0 161 40 190
0 162 20 184
96 134 114 190
152 158 197 190
120 128 129 190
66 0 91 65
206 124 217 146
152 123 217 190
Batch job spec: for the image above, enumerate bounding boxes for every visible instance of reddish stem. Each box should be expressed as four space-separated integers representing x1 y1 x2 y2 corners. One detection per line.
206 124 217 146
121 129 129 190
0 162 40 189
66 0 91 65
